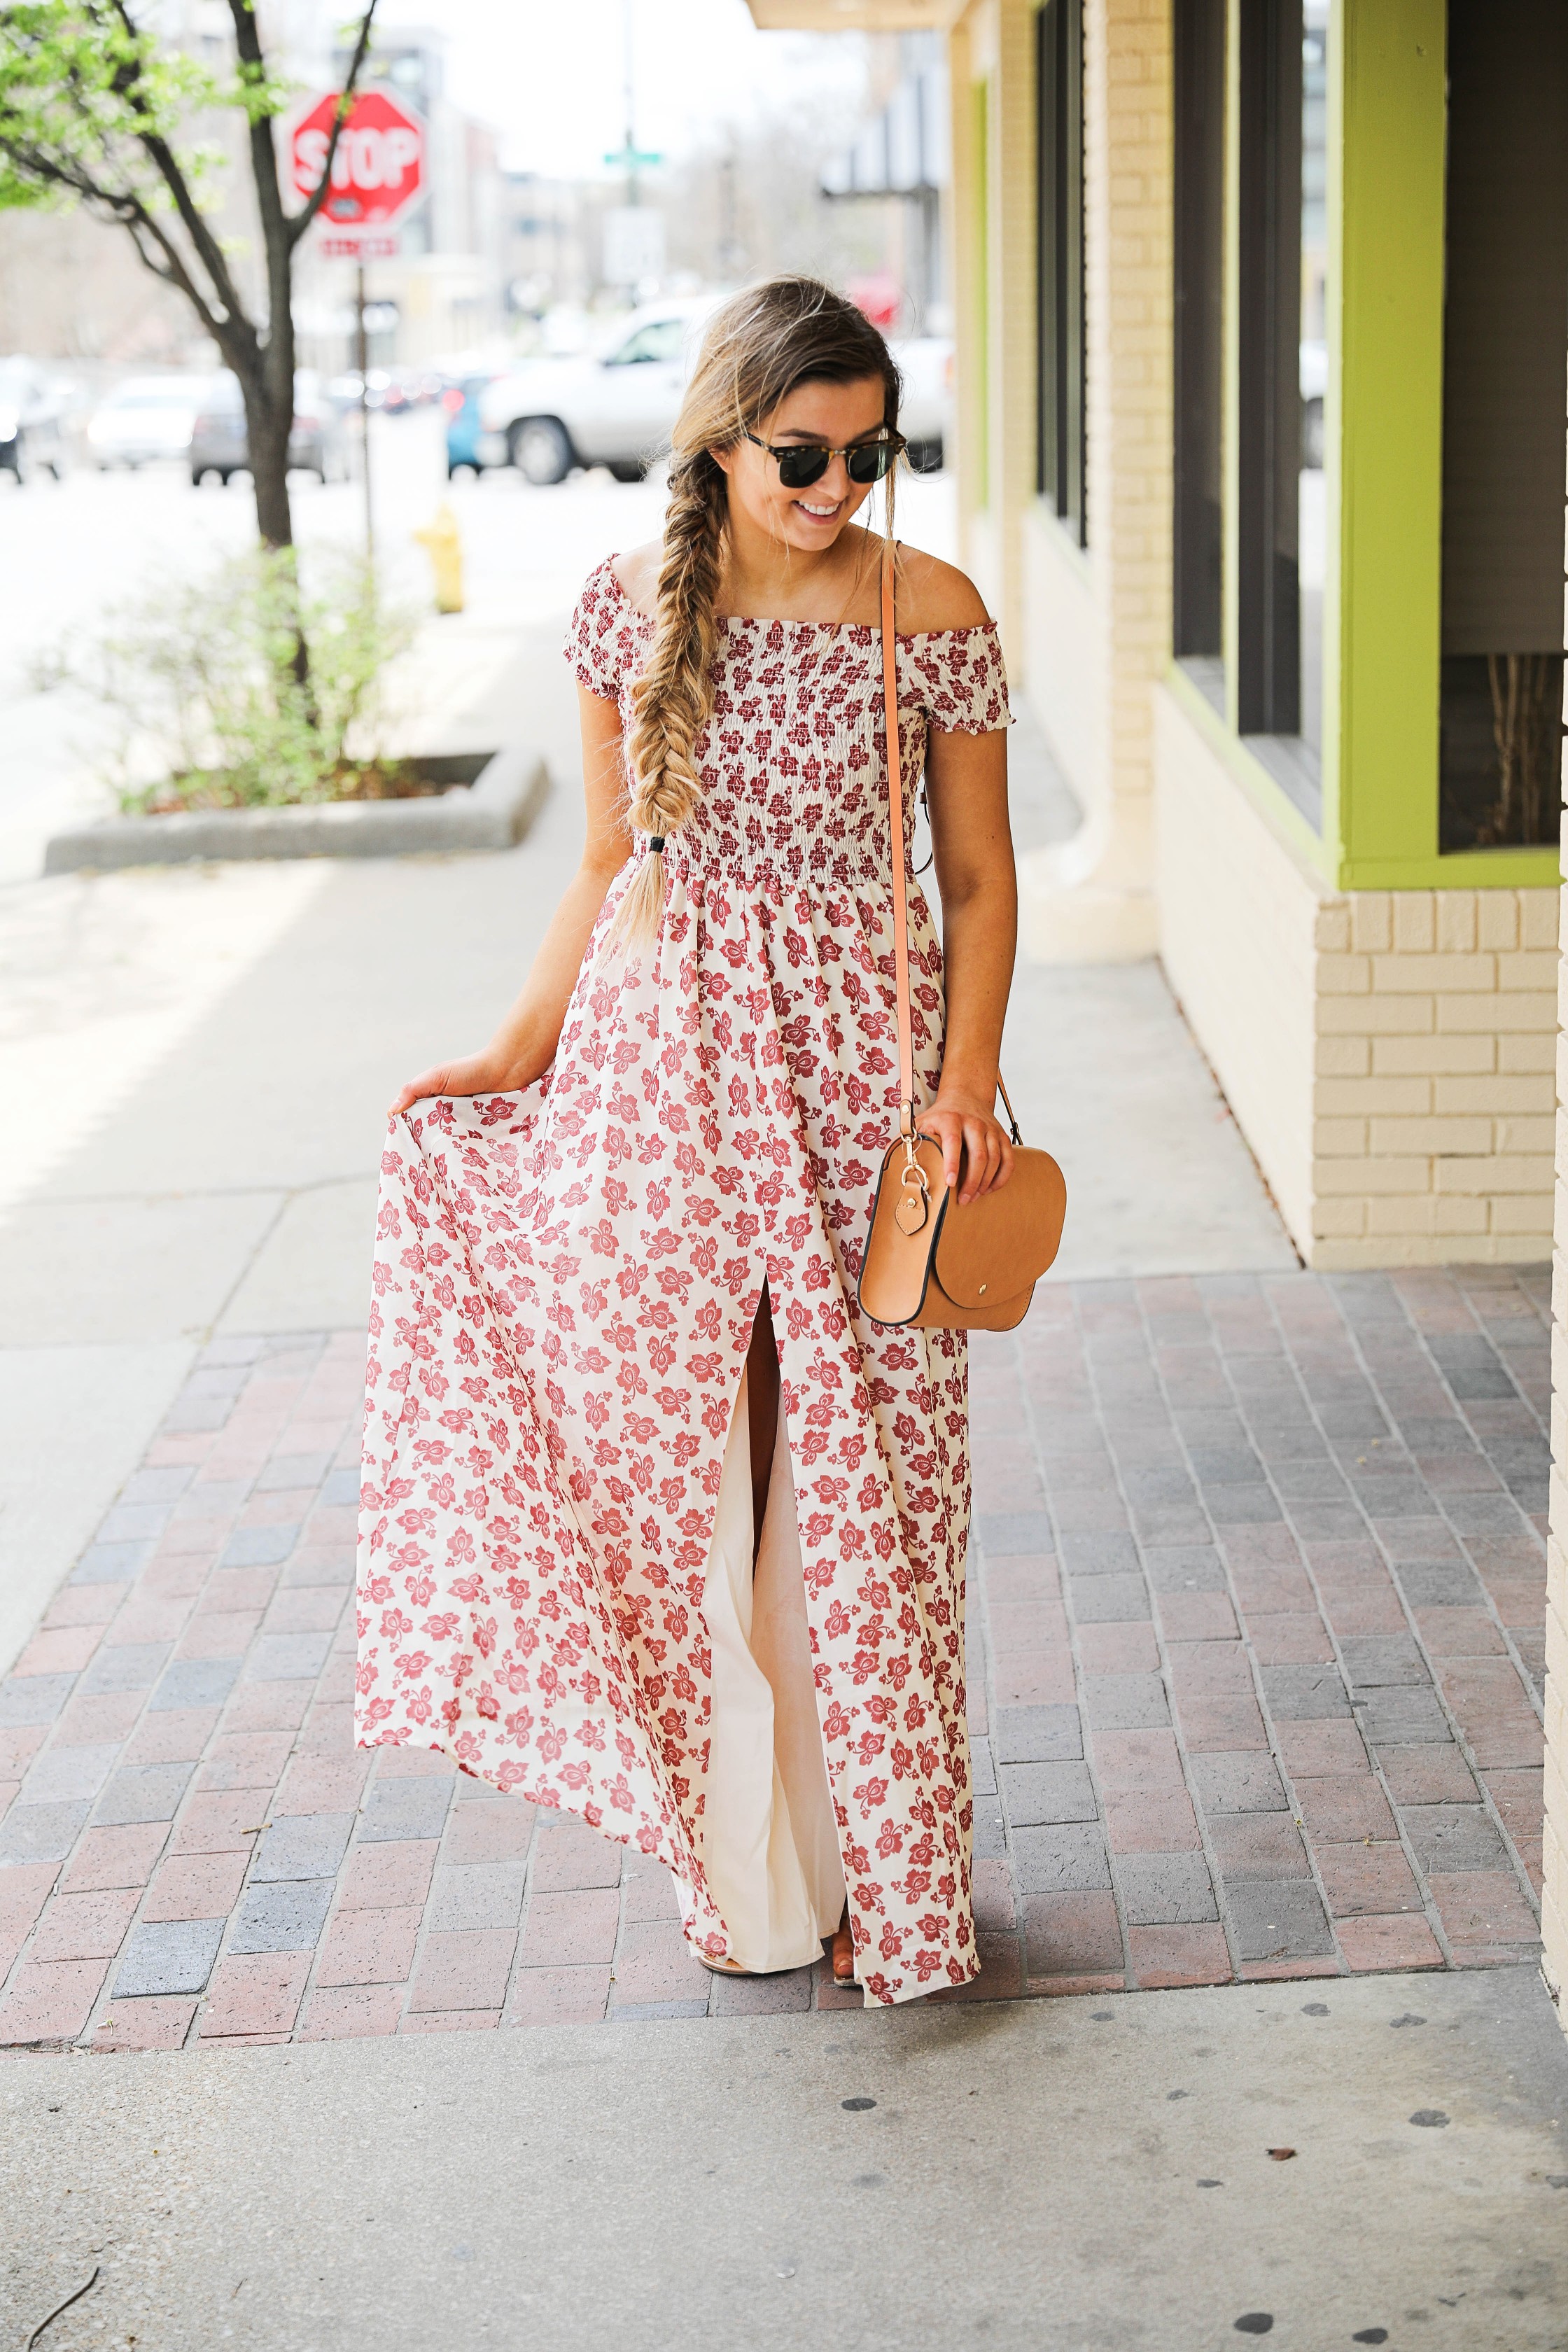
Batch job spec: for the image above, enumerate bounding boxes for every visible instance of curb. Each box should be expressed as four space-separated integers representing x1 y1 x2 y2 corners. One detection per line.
41 744 551 872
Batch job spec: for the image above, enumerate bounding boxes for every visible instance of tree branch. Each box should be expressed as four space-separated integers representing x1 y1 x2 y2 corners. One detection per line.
1 138 232 346
288 0 382 248
98 0 251 331
221 0 299 408
223 0 290 280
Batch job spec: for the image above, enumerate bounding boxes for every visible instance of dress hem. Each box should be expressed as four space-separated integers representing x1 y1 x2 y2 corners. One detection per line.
349 1726 979 2005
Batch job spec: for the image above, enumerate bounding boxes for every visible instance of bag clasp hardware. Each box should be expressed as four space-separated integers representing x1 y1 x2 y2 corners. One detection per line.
895 1146 930 1236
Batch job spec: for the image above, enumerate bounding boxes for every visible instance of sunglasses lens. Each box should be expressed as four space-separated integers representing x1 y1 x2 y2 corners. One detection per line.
777 447 831 489
847 442 895 484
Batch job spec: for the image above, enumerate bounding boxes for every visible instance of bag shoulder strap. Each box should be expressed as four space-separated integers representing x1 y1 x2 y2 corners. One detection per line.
881 540 916 1142
880 538 1023 1153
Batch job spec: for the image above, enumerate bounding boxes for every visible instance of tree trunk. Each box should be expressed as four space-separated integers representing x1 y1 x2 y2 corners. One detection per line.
234 223 309 690
247 385 295 551
254 147 302 558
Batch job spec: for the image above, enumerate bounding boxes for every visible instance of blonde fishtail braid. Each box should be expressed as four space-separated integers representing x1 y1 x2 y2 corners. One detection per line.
603 451 727 957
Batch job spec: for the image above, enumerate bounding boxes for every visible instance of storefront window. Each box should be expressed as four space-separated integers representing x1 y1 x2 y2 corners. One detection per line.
1438 0 1568 853
1172 0 1225 689
1036 0 1085 545
1298 1 1327 764
1236 0 1323 825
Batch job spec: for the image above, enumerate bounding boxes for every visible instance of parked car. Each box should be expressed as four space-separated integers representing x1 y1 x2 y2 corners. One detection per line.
892 336 953 473
378 369 426 416
482 299 953 485
482 299 715 484
0 356 70 482
443 374 507 477
188 371 347 485
88 375 211 468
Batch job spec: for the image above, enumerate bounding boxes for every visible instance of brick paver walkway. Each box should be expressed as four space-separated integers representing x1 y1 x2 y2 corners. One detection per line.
0 1269 1546 2050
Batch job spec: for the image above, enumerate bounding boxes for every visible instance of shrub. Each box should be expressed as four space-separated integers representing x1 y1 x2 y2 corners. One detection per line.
34 545 419 811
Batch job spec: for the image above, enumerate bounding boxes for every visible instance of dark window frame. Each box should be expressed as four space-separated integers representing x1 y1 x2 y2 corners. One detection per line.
1172 0 1226 663
1036 0 1086 544
1235 0 1304 743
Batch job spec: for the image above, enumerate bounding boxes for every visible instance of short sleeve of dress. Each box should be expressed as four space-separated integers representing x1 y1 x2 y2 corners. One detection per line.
913 623 1013 734
565 559 628 701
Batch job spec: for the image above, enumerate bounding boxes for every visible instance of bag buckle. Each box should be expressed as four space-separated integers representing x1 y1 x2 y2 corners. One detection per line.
895 1144 930 1236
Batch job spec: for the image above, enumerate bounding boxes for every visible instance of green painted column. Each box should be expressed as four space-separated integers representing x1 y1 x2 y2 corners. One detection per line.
1336 0 1446 886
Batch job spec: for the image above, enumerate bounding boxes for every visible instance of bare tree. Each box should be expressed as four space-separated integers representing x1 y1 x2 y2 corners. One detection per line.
0 0 379 552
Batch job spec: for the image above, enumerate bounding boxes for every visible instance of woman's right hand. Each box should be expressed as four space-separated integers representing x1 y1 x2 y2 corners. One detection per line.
388 1051 524 1119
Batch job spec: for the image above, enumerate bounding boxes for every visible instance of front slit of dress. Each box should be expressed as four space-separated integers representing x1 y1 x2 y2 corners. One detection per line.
685 1366 848 1975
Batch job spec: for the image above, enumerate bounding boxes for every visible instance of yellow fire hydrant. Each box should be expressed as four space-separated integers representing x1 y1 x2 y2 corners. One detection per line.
414 503 464 614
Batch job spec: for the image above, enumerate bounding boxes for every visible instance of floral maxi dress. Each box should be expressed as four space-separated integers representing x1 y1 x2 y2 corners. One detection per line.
355 559 1011 2004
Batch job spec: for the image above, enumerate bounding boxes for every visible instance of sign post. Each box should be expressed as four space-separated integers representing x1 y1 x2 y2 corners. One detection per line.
290 90 427 559
356 261 372 557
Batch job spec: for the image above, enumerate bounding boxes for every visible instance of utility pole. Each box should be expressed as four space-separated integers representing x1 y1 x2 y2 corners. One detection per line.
718 146 743 280
356 260 373 561
601 0 662 289
622 0 638 207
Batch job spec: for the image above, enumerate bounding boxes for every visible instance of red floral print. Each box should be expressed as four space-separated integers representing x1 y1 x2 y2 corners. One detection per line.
356 557 1011 2003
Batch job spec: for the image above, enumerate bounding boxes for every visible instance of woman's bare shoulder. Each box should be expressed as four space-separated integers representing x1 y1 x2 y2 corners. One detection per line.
610 542 662 617
894 545 993 634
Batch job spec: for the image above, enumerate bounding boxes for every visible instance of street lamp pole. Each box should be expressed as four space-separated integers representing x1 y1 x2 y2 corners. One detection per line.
623 0 637 207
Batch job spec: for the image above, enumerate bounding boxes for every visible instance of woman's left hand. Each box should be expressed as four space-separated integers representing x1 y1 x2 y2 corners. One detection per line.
918 1088 1014 1207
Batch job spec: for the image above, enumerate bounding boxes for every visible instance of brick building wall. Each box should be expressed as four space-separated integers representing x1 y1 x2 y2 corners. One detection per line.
1014 0 1170 961
1543 836 1568 2023
1158 684 1558 1268
1311 888 1558 1264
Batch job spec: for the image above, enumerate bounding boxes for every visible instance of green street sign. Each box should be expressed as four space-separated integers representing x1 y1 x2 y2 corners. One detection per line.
604 146 662 167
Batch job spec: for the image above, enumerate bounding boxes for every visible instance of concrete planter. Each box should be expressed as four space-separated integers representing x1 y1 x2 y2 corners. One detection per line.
42 744 550 873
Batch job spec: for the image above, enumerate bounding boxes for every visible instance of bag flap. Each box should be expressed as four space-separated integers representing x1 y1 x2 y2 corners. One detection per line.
932 1144 1068 1311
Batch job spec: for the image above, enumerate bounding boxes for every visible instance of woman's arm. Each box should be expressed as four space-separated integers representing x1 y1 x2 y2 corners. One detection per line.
922 723 1018 1203
890 547 1018 1204
390 683 633 1114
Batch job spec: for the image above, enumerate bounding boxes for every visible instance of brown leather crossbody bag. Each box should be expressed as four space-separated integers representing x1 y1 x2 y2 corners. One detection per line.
857 544 1067 1334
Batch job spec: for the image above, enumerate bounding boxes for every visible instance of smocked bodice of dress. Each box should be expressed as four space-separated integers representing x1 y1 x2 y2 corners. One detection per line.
565 557 1011 893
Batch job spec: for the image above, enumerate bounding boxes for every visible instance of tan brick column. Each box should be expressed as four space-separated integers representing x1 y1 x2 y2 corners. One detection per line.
1546 878 1568 2026
1537 472 1568 2029
1018 0 1170 962
948 10 986 569
989 0 1038 661
949 0 1036 660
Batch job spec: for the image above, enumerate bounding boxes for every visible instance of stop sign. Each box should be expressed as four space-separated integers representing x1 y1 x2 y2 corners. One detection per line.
290 90 426 230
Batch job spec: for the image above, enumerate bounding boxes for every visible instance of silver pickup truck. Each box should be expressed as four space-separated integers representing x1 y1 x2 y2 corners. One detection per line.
480 298 951 485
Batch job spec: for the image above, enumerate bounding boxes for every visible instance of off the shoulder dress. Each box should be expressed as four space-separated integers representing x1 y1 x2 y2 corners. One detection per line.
355 556 1011 2003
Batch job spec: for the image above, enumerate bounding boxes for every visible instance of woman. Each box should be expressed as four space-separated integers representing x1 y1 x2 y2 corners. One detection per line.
356 277 1017 2005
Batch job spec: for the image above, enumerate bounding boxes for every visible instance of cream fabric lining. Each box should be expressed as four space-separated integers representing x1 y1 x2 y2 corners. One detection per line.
683 1366 847 1974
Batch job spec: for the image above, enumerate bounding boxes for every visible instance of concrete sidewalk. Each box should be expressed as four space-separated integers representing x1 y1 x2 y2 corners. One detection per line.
4 1968 1565 2351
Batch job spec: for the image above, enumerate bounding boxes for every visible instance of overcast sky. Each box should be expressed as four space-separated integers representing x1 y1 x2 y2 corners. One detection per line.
375 0 869 179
